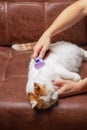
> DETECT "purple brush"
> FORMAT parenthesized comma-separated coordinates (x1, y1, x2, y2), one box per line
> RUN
(34, 57, 45, 69)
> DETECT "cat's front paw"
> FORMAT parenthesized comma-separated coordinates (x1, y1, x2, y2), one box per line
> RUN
(73, 74, 81, 81)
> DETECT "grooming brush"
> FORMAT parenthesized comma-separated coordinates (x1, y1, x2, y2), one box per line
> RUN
(34, 57, 45, 69)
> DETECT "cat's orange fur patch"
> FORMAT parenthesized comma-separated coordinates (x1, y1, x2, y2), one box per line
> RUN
(18, 44, 22, 49)
(28, 83, 49, 108)
(15, 42, 36, 51)
(25, 42, 36, 50)
(28, 93, 45, 108)
(34, 82, 47, 96)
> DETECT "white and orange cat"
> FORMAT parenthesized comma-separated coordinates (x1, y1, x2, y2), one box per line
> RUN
(12, 41, 87, 109)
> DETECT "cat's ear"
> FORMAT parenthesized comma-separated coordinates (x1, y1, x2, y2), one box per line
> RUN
(30, 100, 38, 108)
(34, 82, 40, 90)
(34, 82, 41, 95)
(34, 82, 47, 96)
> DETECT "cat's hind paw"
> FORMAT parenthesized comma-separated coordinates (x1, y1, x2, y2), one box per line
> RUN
(12, 44, 29, 51)
(11, 44, 23, 51)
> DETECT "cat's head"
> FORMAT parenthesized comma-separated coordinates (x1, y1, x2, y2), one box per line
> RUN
(28, 82, 58, 109)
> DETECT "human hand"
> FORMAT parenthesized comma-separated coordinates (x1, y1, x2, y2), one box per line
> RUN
(53, 80, 84, 97)
(32, 32, 51, 60)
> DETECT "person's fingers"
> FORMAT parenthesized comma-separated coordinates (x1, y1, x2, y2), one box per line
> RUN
(54, 85, 59, 90)
(32, 51, 38, 60)
(57, 86, 67, 96)
(32, 46, 42, 59)
(53, 80, 65, 86)
(39, 46, 47, 58)
(57, 84, 72, 96)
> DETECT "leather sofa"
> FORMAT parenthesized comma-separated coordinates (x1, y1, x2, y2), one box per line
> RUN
(0, 0, 87, 130)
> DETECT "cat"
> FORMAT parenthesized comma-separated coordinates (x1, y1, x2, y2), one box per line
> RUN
(12, 41, 87, 109)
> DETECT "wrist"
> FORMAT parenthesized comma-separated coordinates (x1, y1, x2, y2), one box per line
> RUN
(44, 31, 52, 38)
(77, 78, 87, 93)
(44, 28, 54, 38)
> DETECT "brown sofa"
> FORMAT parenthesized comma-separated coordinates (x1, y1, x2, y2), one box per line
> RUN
(0, 0, 87, 130)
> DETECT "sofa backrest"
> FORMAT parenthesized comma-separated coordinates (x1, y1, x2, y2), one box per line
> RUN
(0, 0, 87, 46)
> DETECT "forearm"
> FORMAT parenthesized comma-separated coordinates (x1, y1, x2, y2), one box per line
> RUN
(45, 0, 86, 37)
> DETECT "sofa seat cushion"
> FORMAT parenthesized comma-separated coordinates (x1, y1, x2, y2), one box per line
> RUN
(0, 45, 87, 130)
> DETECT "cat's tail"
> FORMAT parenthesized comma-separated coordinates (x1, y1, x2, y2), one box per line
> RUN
(11, 42, 36, 51)
(81, 48, 87, 60)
